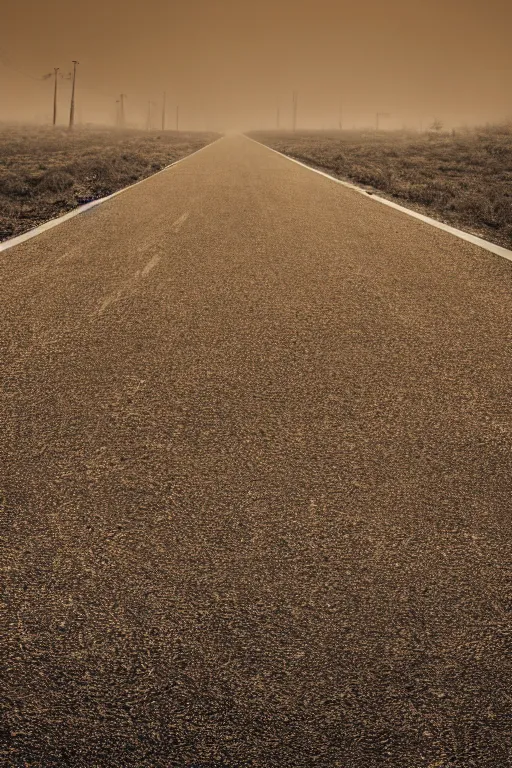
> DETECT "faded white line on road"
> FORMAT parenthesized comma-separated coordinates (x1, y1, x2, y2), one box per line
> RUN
(139, 212, 188, 276)
(171, 212, 189, 232)
(141, 254, 161, 276)
(245, 135, 512, 264)
(138, 212, 189, 277)
(97, 289, 124, 315)
(92, 214, 188, 317)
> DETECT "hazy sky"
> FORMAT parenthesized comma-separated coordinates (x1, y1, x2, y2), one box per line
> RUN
(1, 0, 511, 129)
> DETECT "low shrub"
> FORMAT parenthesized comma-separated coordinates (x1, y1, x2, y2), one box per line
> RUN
(0, 172, 32, 198)
(37, 168, 75, 193)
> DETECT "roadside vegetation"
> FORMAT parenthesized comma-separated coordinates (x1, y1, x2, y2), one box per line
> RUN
(0, 124, 219, 241)
(249, 124, 512, 248)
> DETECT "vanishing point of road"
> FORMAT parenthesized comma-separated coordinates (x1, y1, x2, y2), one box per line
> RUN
(1, 136, 511, 767)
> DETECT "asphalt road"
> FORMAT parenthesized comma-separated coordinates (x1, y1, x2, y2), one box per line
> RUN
(1, 135, 511, 768)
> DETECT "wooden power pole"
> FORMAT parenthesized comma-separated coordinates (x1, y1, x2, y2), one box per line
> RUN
(68, 60, 79, 130)
(53, 67, 59, 126)
(375, 112, 390, 132)
(119, 93, 127, 128)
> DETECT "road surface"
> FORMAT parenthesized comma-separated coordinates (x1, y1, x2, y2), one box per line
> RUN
(2, 135, 511, 767)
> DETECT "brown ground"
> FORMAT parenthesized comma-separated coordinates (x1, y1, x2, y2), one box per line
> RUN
(0, 124, 219, 241)
(248, 125, 512, 249)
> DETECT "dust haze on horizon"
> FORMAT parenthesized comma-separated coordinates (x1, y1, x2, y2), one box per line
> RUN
(1, 0, 511, 132)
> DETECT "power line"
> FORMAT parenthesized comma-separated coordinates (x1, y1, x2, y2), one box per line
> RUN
(0, 47, 53, 82)
(0, 48, 175, 129)
(0, 49, 119, 104)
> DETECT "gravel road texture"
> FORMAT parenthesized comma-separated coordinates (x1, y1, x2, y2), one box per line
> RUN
(1, 135, 511, 767)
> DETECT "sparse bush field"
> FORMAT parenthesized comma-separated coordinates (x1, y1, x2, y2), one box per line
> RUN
(249, 125, 512, 248)
(0, 125, 219, 241)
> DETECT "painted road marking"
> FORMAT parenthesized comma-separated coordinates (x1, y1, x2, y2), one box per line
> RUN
(97, 289, 124, 315)
(245, 135, 512, 264)
(141, 254, 161, 277)
(141, 212, 189, 275)
(92, 211, 189, 317)
(171, 212, 189, 232)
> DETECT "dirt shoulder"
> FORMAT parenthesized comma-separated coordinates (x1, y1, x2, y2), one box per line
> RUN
(0, 125, 220, 241)
(248, 127, 512, 249)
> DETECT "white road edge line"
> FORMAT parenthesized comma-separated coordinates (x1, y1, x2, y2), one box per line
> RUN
(0, 137, 224, 254)
(244, 135, 512, 264)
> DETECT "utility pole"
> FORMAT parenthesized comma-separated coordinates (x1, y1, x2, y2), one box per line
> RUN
(162, 91, 166, 131)
(115, 99, 120, 127)
(68, 60, 79, 131)
(292, 90, 298, 132)
(375, 111, 390, 131)
(119, 93, 127, 128)
(53, 67, 59, 126)
(176, 104, 179, 132)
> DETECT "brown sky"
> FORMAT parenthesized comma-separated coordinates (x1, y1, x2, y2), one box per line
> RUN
(1, 0, 511, 130)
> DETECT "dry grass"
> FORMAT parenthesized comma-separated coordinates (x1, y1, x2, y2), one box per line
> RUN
(249, 125, 512, 248)
(0, 124, 220, 241)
